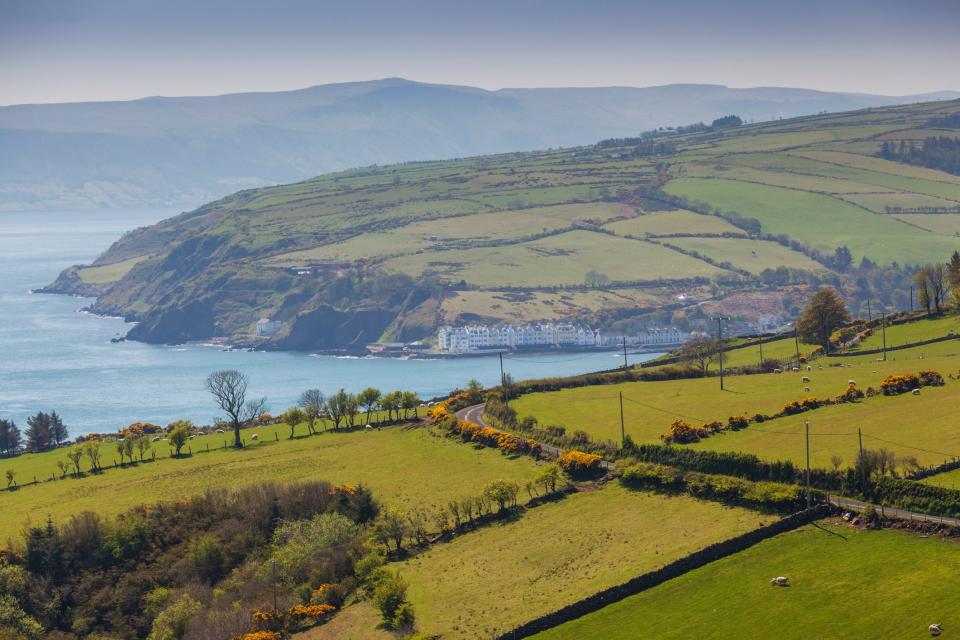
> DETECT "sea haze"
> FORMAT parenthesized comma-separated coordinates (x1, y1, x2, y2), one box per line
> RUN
(0, 210, 657, 434)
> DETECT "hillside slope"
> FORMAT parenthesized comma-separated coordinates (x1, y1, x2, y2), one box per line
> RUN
(3, 78, 958, 211)
(46, 98, 960, 351)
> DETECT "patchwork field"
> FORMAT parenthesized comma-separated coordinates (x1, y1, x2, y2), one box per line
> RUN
(509, 339, 960, 468)
(0, 425, 542, 543)
(394, 485, 773, 639)
(605, 209, 741, 236)
(664, 236, 826, 274)
(533, 523, 960, 640)
(440, 287, 662, 323)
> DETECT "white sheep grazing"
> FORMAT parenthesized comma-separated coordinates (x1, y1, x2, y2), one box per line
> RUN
(770, 576, 789, 586)
(848, 380, 856, 385)
(912, 389, 921, 395)
(792, 367, 800, 372)
(773, 368, 782, 374)
(801, 376, 810, 383)
(216, 428, 225, 434)
(250, 433, 259, 441)
(152, 436, 161, 442)
(930, 623, 942, 636)
(365, 424, 373, 431)
(806, 365, 812, 371)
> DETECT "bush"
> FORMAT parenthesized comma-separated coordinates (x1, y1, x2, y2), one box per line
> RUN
(372, 572, 409, 628)
(557, 450, 603, 477)
(880, 373, 920, 395)
(837, 383, 864, 403)
(727, 415, 749, 430)
(660, 419, 708, 445)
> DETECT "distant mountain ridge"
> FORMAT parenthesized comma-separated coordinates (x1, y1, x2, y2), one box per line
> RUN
(3, 78, 958, 211)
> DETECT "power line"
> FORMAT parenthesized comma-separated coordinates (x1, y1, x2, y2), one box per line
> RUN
(860, 433, 960, 460)
(620, 395, 705, 423)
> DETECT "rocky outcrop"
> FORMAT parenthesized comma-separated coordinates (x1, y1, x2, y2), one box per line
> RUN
(270, 305, 397, 353)
(35, 266, 107, 297)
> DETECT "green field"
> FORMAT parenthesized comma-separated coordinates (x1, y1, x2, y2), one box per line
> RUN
(510, 338, 960, 468)
(605, 209, 741, 236)
(533, 522, 960, 640)
(892, 214, 960, 235)
(440, 287, 662, 323)
(664, 237, 826, 274)
(395, 485, 772, 639)
(662, 178, 960, 264)
(0, 425, 542, 543)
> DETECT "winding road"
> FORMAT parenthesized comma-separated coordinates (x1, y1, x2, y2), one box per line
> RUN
(457, 403, 960, 525)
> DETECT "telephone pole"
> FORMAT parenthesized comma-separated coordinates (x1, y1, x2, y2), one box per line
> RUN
(794, 325, 801, 367)
(858, 428, 865, 489)
(805, 421, 812, 509)
(758, 336, 764, 366)
(619, 391, 626, 446)
(881, 314, 887, 361)
(716, 317, 725, 391)
(910, 285, 914, 312)
(622, 336, 628, 369)
(499, 352, 507, 404)
(866, 299, 872, 322)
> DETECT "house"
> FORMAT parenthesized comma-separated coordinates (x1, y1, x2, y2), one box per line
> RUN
(255, 318, 285, 337)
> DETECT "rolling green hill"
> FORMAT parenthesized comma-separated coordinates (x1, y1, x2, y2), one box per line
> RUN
(47, 98, 960, 350)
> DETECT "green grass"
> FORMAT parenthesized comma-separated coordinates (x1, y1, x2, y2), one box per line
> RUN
(0, 425, 542, 544)
(662, 177, 960, 264)
(382, 230, 724, 287)
(395, 485, 773, 639)
(664, 237, 826, 274)
(605, 210, 741, 236)
(439, 287, 661, 323)
(510, 338, 960, 468)
(533, 522, 960, 640)
(76, 256, 149, 284)
(854, 314, 960, 351)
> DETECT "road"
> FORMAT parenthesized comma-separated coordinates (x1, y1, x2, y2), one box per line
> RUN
(458, 403, 960, 523)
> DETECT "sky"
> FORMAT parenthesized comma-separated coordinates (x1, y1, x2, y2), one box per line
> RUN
(1, 0, 958, 105)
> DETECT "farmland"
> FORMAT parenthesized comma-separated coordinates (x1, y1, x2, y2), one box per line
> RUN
(533, 522, 960, 640)
(0, 424, 542, 543)
(508, 334, 960, 469)
(393, 485, 772, 639)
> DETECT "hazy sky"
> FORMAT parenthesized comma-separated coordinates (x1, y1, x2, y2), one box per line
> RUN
(2, 0, 958, 105)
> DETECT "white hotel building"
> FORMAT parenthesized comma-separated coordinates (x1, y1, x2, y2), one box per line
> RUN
(437, 323, 601, 354)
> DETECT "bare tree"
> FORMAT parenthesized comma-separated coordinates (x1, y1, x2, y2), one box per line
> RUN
(205, 370, 264, 447)
(680, 335, 719, 376)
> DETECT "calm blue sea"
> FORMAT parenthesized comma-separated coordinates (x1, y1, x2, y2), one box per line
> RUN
(0, 210, 661, 435)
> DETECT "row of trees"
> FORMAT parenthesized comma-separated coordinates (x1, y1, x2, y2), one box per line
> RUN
(0, 411, 68, 457)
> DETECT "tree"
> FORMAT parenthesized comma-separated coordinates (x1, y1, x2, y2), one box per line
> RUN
(49, 412, 68, 446)
(344, 392, 360, 427)
(536, 463, 564, 495)
(915, 271, 932, 314)
(948, 251, 960, 288)
(205, 370, 264, 447)
(358, 387, 382, 426)
(282, 406, 305, 440)
(136, 436, 152, 462)
(84, 440, 102, 472)
(67, 446, 84, 476)
(372, 571, 409, 627)
(24, 412, 53, 453)
(483, 479, 519, 513)
(832, 246, 853, 272)
(326, 389, 350, 430)
(924, 263, 947, 313)
(679, 335, 719, 375)
(584, 270, 610, 287)
(373, 508, 407, 552)
(400, 391, 421, 420)
(168, 425, 189, 457)
(0, 419, 21, 457)
(381, 391, 401, 422)
(298, 389, 325, 434)
(796, 288, 850, 353)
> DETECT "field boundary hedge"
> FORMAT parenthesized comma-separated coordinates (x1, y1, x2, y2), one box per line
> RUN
(830, 333, 958, 357)
(495, 504, 832, 640)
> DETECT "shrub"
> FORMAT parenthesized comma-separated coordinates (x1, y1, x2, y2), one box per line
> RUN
(372, 572, 409, 628)
(837, 383, 864, 403)
(660, 419, 708, 445)
(727, 415, 749, 430)
(919, 370, 945, 387)
(288, 603, 336, 621)
(557, 450, 603, 477)
(703, 420, 724, 433)
(880, 373, 920, 395)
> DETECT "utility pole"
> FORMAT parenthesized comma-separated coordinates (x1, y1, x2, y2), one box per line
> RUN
(794, 326, 801, 367)
(910, 285, 914, 312)
(622, 336, 628, 369)
(881, 314, 887, 361)
(758, 335, 764, 366)
(867, 299, 872, 322)
(716, 317, 725, 391)
(619, 391, 626, 446)
(858, 428, 865, 489)
(499, 352, 507, 404)
(805, 421, 811, 509)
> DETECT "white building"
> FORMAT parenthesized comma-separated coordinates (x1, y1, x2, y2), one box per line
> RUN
(438, 322, 601, 353)
(255, 318, 285, 337)
(637, 326, 688, 345)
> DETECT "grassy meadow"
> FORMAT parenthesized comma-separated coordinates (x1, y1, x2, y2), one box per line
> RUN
(0, 425, 543, 544)
(509, 337, 960, 469)
(394, 485, 772, 639)
(533, 522, 960, 640)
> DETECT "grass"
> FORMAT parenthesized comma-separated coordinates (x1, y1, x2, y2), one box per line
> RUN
(0, 425, 543, 544)
(663, 237, 826, 274)
(892, 213, 960, 235)
(76, 255, 149, 284)
(383, 230, 724, 287)
(394, 484, 773, 639)
(604, 210, 741, 236)
(855, 314, 960, 351)
(532, 522, 960, 640)
(440, 287, 661, 323)
(662, 177, 960, 265)
(509, 338, 960, 468)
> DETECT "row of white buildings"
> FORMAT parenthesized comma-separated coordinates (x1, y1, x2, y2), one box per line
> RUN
(438, 323, 601, 353)
(437, 323, 692, 353)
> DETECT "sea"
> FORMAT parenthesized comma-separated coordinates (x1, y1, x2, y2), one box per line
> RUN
(0, 210, 663, 435)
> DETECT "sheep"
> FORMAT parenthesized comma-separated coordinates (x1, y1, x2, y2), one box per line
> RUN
(912, 389, 921, 396)
(806, 365, 812, 371)
(803, 387, 810, 392)
(365, 424, 373, 431)
(792, 367, 800, 372)
(770, 576, 789, 586)
(848, 379, 856, 385)
(930, 623, 942, 636)
(215, 428, 225, 434)
(801, 376, 810, 383)
(773, 368, 782, 374)
(250, 433, 259, 441)
(152, 436, 161, 442)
